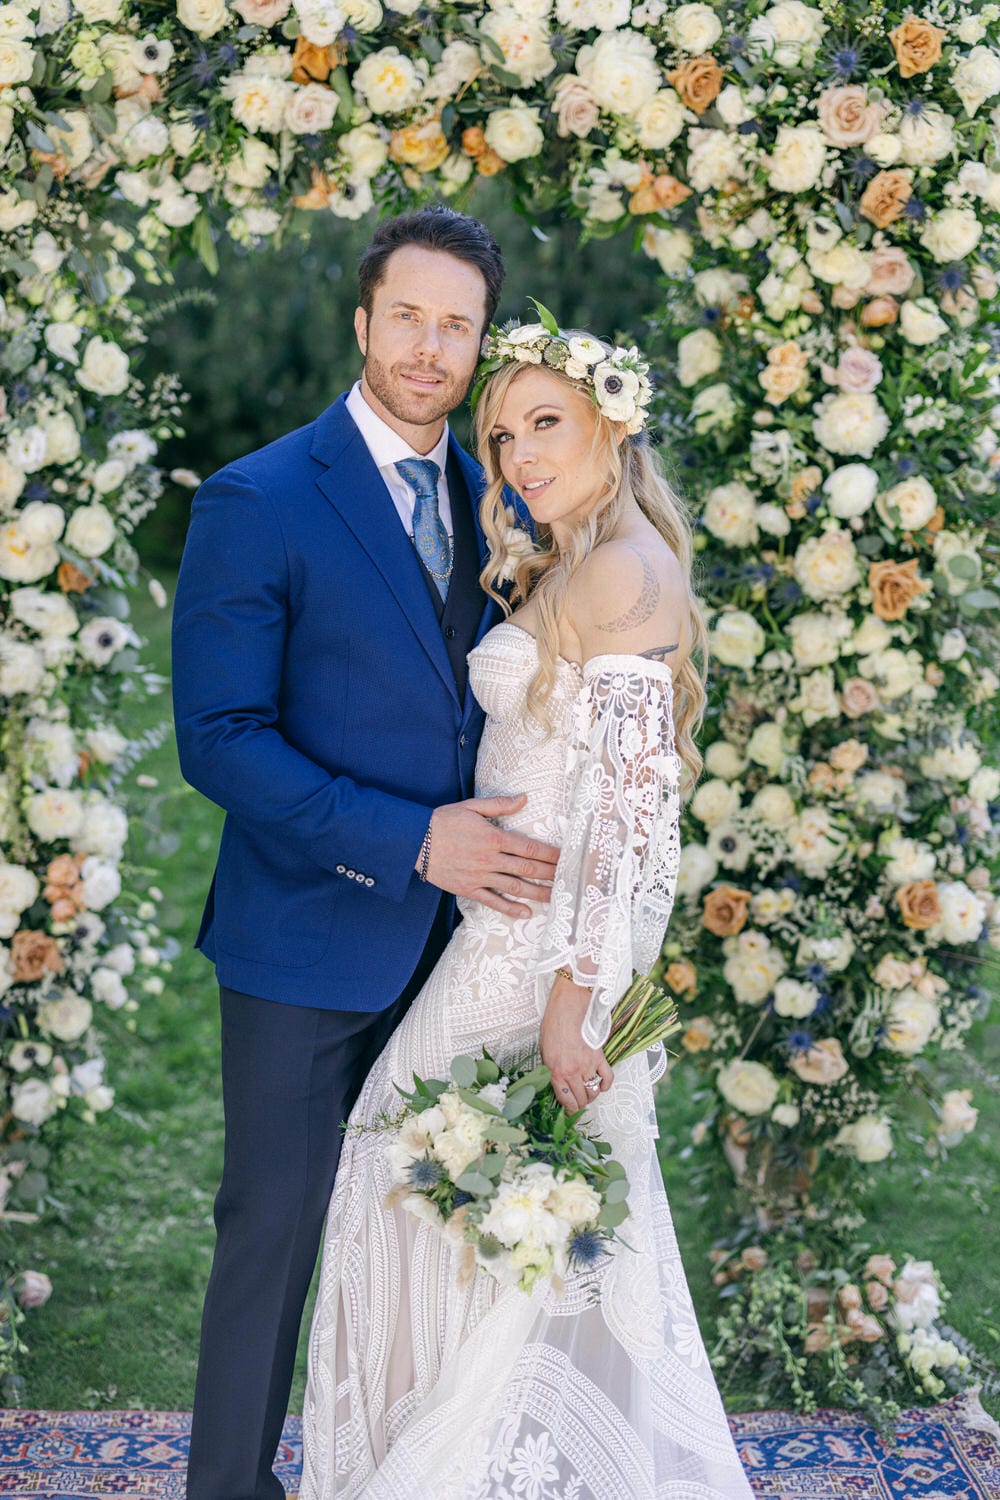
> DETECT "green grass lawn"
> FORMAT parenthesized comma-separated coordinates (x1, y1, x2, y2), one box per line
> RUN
(10, 574, 999, 1417)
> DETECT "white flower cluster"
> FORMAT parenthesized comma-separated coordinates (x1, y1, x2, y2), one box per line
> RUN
(478, 319, 652, 434)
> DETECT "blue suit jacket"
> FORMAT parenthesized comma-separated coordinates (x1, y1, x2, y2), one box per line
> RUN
(171, 394, 505, 1010)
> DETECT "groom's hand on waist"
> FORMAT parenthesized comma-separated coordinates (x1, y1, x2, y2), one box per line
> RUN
(419, 796, 560, 919)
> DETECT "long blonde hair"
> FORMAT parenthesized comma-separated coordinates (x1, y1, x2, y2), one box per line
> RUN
(472, 357, 709, 789)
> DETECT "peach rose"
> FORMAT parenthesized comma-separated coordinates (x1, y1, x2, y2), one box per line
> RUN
(829, 738, 868, 773)
(845, 1310, 885, 1342)
(668, 55, 723, 114)
(860, 169, 912, 228)
(11, 930, 65, 983)
(389, 119, 450, 172)
(292, 166, 332, 210)
(860, 296, 899, 328)
(889, 15, 946, 77)
(837, 346, 882, 393)
(790, 1036, 849, 1085)
(741, 1246, 769, 1271)
(681, 1015, 716, 1053)
(475, 148, 506, 177)
(58, 561, 95, 593)
(865, 1280, 890, 1311)
(805, 1323, 833, 1353)
(896, 880, 941, 930)
(869, 557, 930, 620)
(836, 1283, 863, 1313)
(759, 340, 809, 405)
(840, 676, 880, 718)
(817, 85, 885, 147)
(665, 958, 698, 993)
(864, 246, 915, 297)
(461, 125, 488, 159)
(553, 74, 599, 139)
(702, 884, 752, 936)
(291, 36, 340, 84)
(831, 285, 863, 311)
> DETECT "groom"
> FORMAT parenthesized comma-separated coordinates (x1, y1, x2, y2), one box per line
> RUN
(172, 207, 559, 1500)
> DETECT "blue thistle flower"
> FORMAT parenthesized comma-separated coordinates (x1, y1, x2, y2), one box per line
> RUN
(938, 265, 965, 292)
(452, 1189, 473, 1208)
(805, 962, 827, 984)
(217, 41, 238, 67)
(781, 875, 801, 891)
(829, 44, 859, 78)
(805, 492, 823, 514)
(342, 24, 358, 41)
(702, 306, 722, 324)
(263, 180, 281, 200)
(24, 481, 50, 502)
(727, 34, 746, 54)
(569, 1229, 608, 1268)
(778, 581, 803, 605)
(191, 48, 217, 86)
(851, 154, 878, 184)
(738, 120, 762, 136)
(904, 97, 926, 115)
(408, 1158, 444, 1190)
(904, 197, 927, 220)
(896, 456, 917, 476)
(787, 1029, 814, 1054)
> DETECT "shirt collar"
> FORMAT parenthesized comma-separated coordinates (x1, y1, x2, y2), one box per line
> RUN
(346, 380, 450, 476)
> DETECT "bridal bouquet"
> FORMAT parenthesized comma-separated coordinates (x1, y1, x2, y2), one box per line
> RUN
(384, 975, 680, 1294)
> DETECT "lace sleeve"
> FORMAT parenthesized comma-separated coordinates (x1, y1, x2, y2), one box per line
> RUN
(531, 654, 683, 1050)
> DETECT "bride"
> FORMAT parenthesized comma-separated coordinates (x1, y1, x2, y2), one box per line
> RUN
(300, 317, 753, 1499)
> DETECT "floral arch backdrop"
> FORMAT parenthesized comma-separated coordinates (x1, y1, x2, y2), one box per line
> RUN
(1, 0, 999, 1415)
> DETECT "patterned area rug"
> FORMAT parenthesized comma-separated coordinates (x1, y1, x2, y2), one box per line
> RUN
(0, 1396, 997, 1498)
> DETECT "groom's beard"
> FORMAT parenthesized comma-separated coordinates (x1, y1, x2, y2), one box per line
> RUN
(362, 350, 470, 431)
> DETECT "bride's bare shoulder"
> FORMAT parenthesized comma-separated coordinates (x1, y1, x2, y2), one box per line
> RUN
(567, 537, 687, 662)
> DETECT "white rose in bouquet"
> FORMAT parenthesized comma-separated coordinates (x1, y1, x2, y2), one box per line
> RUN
(0, 38, 34, 86)
(877, 476, 937, 531)
(703, 481, 758, 546)
(835, 1115, 892, 1162)
(767, 125, 827, 193)
(65, 503, 116, 559)
(25, 718, 77, 787)
(225, 138, 279, 190)
(883, 836, 936, 886)
(898, 105, 955, 165)
(793, 527, 861, 600)
(952, 46, 1000, 115)
(756, 503, 791, 537)
(0, 188, 37, 231)
(77, 337, 130, 397)
(635, 89, 687, 151)
(222, 69, 296, 133)
(892, 1260, 941, 1330)
(773, 978, 819, 1018)
(113, 101, 170, 165)
(38, 991, 94, 1043)
(925, 881, 986, 945)
(920, 207, 982, 263)
(900, 298, 948, 346)
(709, 609, 765, 668)
(690, 778, 741, 828)
(716, 83, 759, 127)
(751, 783, 796, 827)
(485, 103, 544, 162)
(667, 1, 722, 51)
(884, 989, 939, 1056)
(103, 942, 137, 976)
(480, 12, 554, 88)
(788, 805, 846, 877)
(676, 842, 718, 899)
(813, 392, 889, 457)
(546, 1176, 602, 1226)
(717, 1059, 779, 1116)
(691, 382, 738, 434)
(723, 930, 786, 1005)
(823, 460, 878, 516)
(677, 328, 722, 388)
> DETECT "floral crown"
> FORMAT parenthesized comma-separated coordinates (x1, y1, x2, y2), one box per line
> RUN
(472, 300, 653, 436)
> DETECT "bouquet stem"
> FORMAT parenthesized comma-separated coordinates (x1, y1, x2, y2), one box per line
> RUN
(603, 974, 680, 1068)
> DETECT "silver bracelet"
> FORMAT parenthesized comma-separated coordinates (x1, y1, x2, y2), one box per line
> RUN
(417, 822, 433, 883)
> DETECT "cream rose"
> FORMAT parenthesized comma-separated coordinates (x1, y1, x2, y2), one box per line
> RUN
(690, 778, 741, 828)
(793, 526, 861, 601)
(576, 29, 659, 114)
(710, 609, 765, 669)
(704, 740, 746, 780)
(789, 610, 850, 668)
(898, 105, 955, 165)
(746, 721, 786, 772)
(822, 464, 878, 520)
(65, 503, 116, 559)
(884, 989, 939, 1056)
(813, 392, 889, 458)
(176, 0, 229, 36)
(38, 991, 94, 1043)
(747, 0, 827, 68)
(899, 298, 948, 346)
(767, 124, 827, 192)
(677, 328, 722, 389)
(939, 1090, 978, 1137)
(925, 880, 987, 945)
(668, 1, 722, 52)
(751, 783, 796, 827)
(484, 102, 544, 161)
(788, 805, 846, 877)
(285, 82, 340, 135)
(480, 10, 554, 87)
(952, 45, 1000, 116)
(878, 476, 937, 532)
(920, 206, 982, 263)
(773, 977, 820, 1018)
(836, 1115, 892, 1162)
(703, 481, 758, 546)
(635, 88, 687, 150)
(222, 69, 296, 132)
(717, 1059, 779, 1116)
(77, 338, 130, 397)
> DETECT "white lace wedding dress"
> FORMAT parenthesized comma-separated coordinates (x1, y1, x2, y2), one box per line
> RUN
(300, 621, 752, 1500)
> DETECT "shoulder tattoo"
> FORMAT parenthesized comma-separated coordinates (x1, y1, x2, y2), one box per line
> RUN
(639, 644, 679, 664)
(596, 548, 661, 633)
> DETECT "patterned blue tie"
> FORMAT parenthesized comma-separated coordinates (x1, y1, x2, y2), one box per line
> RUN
(396, 457, 451, 602)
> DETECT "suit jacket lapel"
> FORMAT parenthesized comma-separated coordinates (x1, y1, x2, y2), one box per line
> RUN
(311, 396, 459, 704)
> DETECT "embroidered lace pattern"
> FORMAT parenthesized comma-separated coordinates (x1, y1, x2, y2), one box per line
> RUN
(300, 621, 752, 1500)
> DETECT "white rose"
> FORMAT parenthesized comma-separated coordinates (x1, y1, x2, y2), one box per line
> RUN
(952, 46, 1000, 116)
(0, 37, 34, 85)
(479, 11, 554, 87)
(222, 69, 295, 133)
(851, 613, 891, 656)
(788, 610, 849, 668)
(791, 666, 839, 725)
(668, 1, 722, 51)
(704, 741, 746, 780)
(836, 1115, 892, 1162)
(788, 805, 846, 877)
(756, 503, 790, 538)
(0, 637, 44, 697)
(969, 766, 1000, 805)
(767, 124, 827, 193)
(65, 503, 116, 558)
(898, 105, 955, 166)
(717, 1060, 779, 1116)
(690, 778, 741, 828)
(746, 0, 827, 67)
(43, 322, 83, 366)
(793, 526, 860, 601)
(807, 241, 870, 289)
(773, 977, 819, 1018)
(484, 102, 544, 162)
(635, 88, 687, 150)
(11, 1077, 59, 1126)
(813, 392, 889, 459)
(686, 128, 746, 192)
(0, 188, 37, 231)
(114, 101, 170, 165)
(337, 122, 387, 180)
(176, 0, 229, 36)
(0, 862, 39, 923)
(883, 836, 936, 886)
(703, 480, 758, 546)
(938, 627, 967, 662)
(77, 338, 130, 397)
(884, 989, 939, 1056)
(939, 1090, 978, 1137)
(920, 207, 982, 263)
(751, 783, 796, 827)
(899, 298, 948, 347)
(353, 46, 426, 113)
(877, 476, 937, 532)
(677, 328, 722, 389)
(80, 857, 122, 912)
(576, 29, 659, 114)
(7, 426, 47, 474)
(27, 786, 84, 841)
(285, 82, 340, 135)
(38, 991, 93, 1043)
(73, 797, 128, 860)
(926, 881, 986, 945)
(710, 609, 765, 668)
(10, 588, 77, 639)
(546, 1175, 602, 1226)
(723, 931, 786, 1005)
(919, 735, 981, 783)
(855, 768, 904, 813)
(92, 459, 128, 496)
(676, 842, 718, 899)
(91, 966, 129, 1008)
(746, 721, 786, 773)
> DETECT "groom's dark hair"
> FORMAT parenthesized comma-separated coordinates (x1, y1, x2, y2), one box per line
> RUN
(358, 207, 505, 332)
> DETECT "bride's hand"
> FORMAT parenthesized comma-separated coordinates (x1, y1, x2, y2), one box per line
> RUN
(540, 977, 613, 1111)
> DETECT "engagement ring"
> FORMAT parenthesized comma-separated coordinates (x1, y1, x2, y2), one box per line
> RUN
(585, 1074, 601, 1093)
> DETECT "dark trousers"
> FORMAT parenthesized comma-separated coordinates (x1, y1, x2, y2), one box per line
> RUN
(186, 897, 451, 1500)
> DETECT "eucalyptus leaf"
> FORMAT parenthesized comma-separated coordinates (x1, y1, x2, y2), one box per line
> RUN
(597, 1199, 629, 1229)
(454, 1170, 494, 1196)
(604, 1178, 630, 1205)
(450, 1054, 478, 1088)
(456, 1086, 503, 1116)
(502, 1083, 536, 1118)
(475, 1057, 500, 1085)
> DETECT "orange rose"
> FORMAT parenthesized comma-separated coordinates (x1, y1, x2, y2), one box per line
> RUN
(461, 125, 488, 160)
(291, 36, 342, 83)
(681, 1015, 715, 1053)
(859, 169, 912, 228)
(293, 166, 332, 211)
(475, 149, 506, 177)
(868, 557, 930, 620)
(57, 561, 94, 593)
(668, 55, 723, 114)
(653, 173, 692, 209)
(389, 118, 450, 173)
(889, 15, 946, 77)
(701, 884, 752, 937)
(860, 296, 899, 328)
(759, 340, 809, 405)
(665, 958, 697, 993)
(11, 930, 65, 983)
(896, 880, 941, 929)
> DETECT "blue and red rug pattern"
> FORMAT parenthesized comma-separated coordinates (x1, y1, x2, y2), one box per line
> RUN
(0, 1396, 997, 1498)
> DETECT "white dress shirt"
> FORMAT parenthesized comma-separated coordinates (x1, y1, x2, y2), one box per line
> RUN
(345, 381, 453, 541)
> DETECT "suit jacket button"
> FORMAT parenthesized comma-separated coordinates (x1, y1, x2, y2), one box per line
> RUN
(336, 864, 346, 874)
(365, 877, 374, 887)
(459, 734, 466, 748)
(445, 626, 456, 639)
(346, 868, 356, 878)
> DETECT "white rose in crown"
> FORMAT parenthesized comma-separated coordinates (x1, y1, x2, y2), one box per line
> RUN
(709, 609, 765, 670)
(716, 1059, 779, 1116)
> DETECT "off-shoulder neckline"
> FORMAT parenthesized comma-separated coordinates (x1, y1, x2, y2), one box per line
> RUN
(489, 621, 674, 683)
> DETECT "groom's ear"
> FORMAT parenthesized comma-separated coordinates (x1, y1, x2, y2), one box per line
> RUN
(354, 306, 368, 357)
